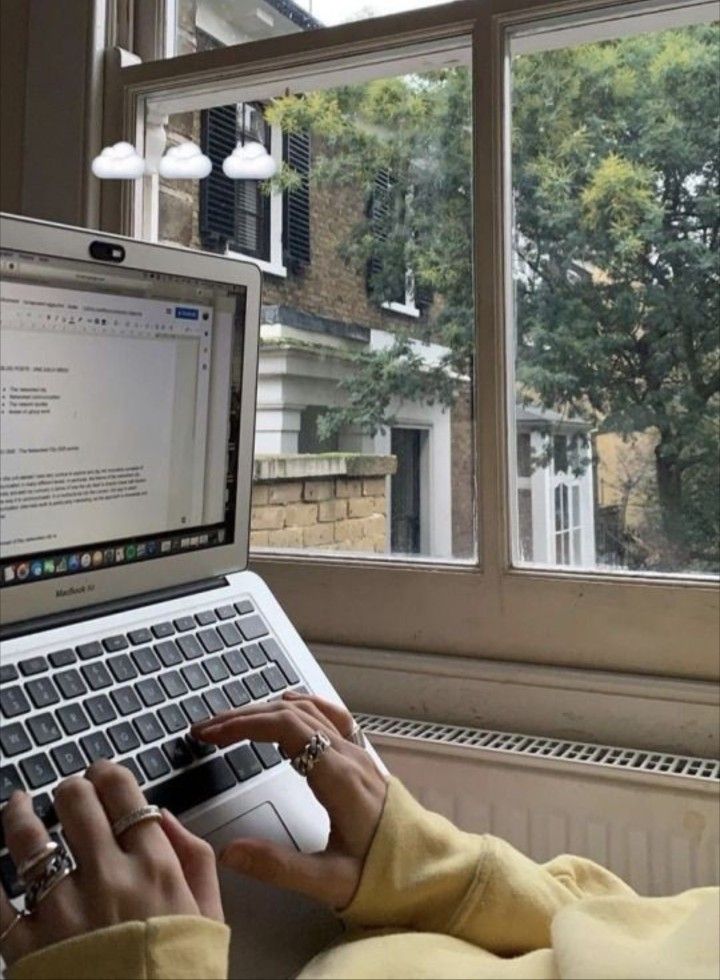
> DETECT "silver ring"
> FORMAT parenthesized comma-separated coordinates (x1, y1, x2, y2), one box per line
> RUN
(347, 720, 366, 747)
(0, 911, 27, 944)
(17, 840, 59, 884)
(24, 848, 73, 914)
(111, 804, 162, 840)
(291, 732, 331, 778)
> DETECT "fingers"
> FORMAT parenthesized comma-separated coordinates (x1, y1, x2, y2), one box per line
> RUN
(219, 837, 358, 909)
(160, 809, 223, 922)
(85, 761, 173, 861)
(283, 691, 356, 739)
(0, 883, 30, 965)
(53, 775, 120, 872)
(192, 704, 323, 757)
(2, 791, 52, 870)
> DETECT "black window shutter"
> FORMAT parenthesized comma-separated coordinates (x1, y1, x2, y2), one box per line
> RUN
(283, 131, 311, 269)
(368, 169, 391, 285)
(200, 105, 237, 249)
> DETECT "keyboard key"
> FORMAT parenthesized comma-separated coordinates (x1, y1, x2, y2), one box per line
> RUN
(163, 738, 193, 770)
(108, 654, 138, 683)
(118, 756, 146, 785)
(33, 793, 58, 830)
(49, 649, 76, 668)
(57, 703, 91, 735)
(198, 628, 223, 654)
(20, 753, 56, 789)
(19, 656, 48, 677)
(159, 671, 188, 699)
(111, 685, 142, 717)
(205, 656, 230, 684)
(131, 647, 161, 675)
(226, 745, 262, 782)
(0, 852, 23, 898)
(181, 663, 209, 691)
(102, 635, 128, 653)
(215, 605, 236, 620)
(0, 685, 30, 718)
(262, 665, 288, 692)
(195, 610, 217, 626)
(85, 694, 117, 726)
(55, 669, 88, 700)
(134, 713, 164, 743)
(159, 703, 187, 734)
(204, 688, 231, 716)
(146, 757, 236, 815)
(136, 678, 165, 707)
(0, 765, 24, 802)
(223, 680, 251, 707)
(217, 622, 242, 647)
(27, 713, 62, 746)
(0, 664, 19, 684)
(81, 662, 113, 692)
(245, 673, 271, 701)
(76, 641, 103, 660)
(181, 696, 211, 724)
(238, 615, 269, 641)
(155, 640, 182, 668)
(128, 628, 153, 646)
(186, 734, 216, 758)
(177, 635, 203, 660)
(243, 644, 267, 669)
(51, 742, 85, 776)
(26, 676, 61, 709)
(151, 622, 175, 639)
(138, 747, 171, 781)
(0, 722, 31, 757)
(261, 640, 300, 685)
(234, 600, 254, 615)
(108, 722, 140, 754)
(80, 731, 114, 763)
(253, 742, 283, 769)
(173, 616, 195, 632)
(223, 649, 249, 675)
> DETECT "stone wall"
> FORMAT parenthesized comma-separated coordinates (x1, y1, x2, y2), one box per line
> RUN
(250, 454, 396, 553)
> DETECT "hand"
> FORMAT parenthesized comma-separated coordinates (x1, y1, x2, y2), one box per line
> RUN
(191, 691, 388, 909)
(0, 761, 223, 967)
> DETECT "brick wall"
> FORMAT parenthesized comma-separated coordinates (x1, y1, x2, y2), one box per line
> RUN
(250, 455, 396, 553)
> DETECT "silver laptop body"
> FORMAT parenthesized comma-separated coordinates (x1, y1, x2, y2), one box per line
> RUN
(0, 213, 367, 976)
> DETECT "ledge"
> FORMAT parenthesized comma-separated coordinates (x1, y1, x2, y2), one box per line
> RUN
(254, 453, 397, 481)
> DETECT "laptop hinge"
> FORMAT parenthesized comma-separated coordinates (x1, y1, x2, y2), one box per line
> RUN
(0, 576, 230, 642)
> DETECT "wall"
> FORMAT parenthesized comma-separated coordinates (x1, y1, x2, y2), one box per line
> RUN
(0, 0, 29, 214)
(250, 454, 396, 553)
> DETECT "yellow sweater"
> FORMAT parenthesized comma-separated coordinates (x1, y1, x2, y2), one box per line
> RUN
(9, 779, 718, 980)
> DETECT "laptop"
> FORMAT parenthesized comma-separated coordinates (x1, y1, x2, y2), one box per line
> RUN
(0, 212, 369, 976)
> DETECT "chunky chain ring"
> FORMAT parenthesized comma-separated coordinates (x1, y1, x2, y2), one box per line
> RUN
(291, 732, 331, 778)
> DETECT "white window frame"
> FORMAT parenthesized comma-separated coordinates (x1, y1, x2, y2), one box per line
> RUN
(104, 0, 719, 691)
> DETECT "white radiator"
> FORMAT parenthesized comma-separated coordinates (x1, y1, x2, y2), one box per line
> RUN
(357, 713, 720, 896)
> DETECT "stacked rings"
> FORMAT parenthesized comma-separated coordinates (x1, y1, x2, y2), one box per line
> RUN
(24, 845, 73, 914)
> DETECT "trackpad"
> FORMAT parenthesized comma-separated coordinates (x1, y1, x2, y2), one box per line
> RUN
(207, 805, 342, 980)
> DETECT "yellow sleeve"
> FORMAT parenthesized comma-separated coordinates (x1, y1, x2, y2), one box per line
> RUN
(7, 915, 230, 980)
(342, 778, 635, 956)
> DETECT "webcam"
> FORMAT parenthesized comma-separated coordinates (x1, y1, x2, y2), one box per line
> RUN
(89, 241, 126, 263)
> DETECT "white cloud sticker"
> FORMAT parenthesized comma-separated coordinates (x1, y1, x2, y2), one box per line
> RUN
(159, 141, 212, 179)
(223, 141, 277, 180)
(91, 142, 145, 180)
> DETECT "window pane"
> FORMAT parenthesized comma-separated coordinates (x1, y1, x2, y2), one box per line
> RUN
(510, 18, 720, 576)
(172, 0, 452, 60)
(156, 62, 475, 561)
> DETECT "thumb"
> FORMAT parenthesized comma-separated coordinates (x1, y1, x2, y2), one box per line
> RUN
(220, 838, 358, 909)
(160, 808, 224, 921)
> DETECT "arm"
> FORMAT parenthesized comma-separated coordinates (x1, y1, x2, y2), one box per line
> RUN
(342, 778, 635, 955)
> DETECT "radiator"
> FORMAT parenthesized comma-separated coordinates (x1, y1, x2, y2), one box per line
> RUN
(357, 713, 720, 896)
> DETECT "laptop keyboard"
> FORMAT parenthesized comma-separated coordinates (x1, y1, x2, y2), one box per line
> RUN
(0, 598, 305, 899)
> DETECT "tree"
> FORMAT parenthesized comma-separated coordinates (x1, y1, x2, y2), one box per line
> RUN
(267, 24, 720, 572)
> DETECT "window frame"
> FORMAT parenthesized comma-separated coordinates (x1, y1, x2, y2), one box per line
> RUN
(103, 0, 719, 681)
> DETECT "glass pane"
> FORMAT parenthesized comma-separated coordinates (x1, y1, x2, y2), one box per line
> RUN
(173, 0, 452, 60)
(156, 61, 475, 561)
(510, 18, 720, 576)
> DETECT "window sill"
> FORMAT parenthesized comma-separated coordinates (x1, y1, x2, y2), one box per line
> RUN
(225, 249, 287, 279)
(381, 299, 420, 318)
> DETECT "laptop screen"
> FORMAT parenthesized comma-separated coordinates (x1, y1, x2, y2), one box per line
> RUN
(0, 248, 246, 591)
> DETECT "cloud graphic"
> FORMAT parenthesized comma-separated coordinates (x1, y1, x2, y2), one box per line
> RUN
(223, 141, 277, 180)
(91, 141, 145, 180)
(159, 141, 212, 179)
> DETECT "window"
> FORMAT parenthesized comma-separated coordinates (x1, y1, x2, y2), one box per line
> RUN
(107, 0, 718, 680)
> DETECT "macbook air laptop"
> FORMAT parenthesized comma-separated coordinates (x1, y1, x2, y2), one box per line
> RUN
(0, 212, 370, 976)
